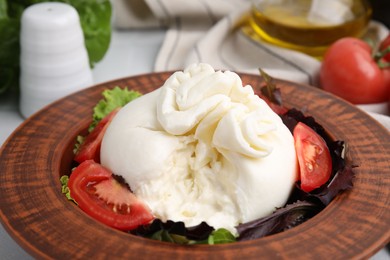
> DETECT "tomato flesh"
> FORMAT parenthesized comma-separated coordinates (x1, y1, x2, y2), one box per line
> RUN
(74, 108, 119, 164)
(68, 160, 154, 230)
(293, 122, 332, 192)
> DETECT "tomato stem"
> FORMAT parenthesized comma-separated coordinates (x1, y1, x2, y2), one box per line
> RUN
(373, 46, 390, 68)
(377, 60, 390, 69)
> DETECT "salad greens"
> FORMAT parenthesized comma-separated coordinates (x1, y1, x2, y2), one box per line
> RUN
(0, 0, 112, 95)
(131, 219, 236, 245)
(237, 201, 321, 240)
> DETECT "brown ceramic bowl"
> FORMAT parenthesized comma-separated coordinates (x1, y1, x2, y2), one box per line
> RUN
(0, 72, 389, 259)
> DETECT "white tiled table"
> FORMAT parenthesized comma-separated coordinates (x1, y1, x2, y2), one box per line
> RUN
(0, 28, 388, 259)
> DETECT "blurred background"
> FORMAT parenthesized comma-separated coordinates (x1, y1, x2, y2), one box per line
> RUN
(370, 1, 390, 27)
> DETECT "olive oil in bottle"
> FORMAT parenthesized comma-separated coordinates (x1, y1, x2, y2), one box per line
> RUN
(242, 0, 372, 58)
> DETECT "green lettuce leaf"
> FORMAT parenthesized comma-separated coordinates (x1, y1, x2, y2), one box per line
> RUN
(208, 228, 236, 244)
(89, 87, 142, 131)
(60, 175, 77, 204)
(73, 135, 85, 155)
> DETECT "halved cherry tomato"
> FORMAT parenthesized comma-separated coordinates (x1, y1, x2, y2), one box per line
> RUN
(293, 122, 332, 193)
(74, 108, 119, 163)
(68, 160, 154, 230)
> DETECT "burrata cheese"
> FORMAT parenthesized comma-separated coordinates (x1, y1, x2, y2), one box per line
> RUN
(100, 63, 298, 234)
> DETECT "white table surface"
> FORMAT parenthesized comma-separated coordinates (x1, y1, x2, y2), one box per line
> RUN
(0, 28, 389, 259)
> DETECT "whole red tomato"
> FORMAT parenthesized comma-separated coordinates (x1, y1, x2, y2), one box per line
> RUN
(320, 37, 390, 104)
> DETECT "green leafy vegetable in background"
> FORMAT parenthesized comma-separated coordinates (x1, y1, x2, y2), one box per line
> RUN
(0, 0, 112, 95)
(0, 1, 20, 95)
(65, 0, 112, 67)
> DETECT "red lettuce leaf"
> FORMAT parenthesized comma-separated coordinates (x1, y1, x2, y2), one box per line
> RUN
(301, 165, 355, 206)
(237, 201, 322, 241)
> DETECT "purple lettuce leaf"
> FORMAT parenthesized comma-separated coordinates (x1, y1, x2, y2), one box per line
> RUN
(237, 200, 322, 241)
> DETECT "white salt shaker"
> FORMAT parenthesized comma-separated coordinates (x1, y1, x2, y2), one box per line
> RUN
(19, 2, 93, 118)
